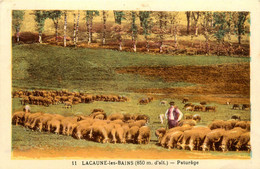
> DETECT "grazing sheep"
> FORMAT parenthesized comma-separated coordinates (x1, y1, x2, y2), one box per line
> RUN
(61, 116, 79, 135)
(227, 119, 237, 128)
(236, 132, 250, 151)
(94, 114, 106, 120)
(208, 120, 225, 130)
(194, 105, 204, 111)
(192, 114, 201, 122)
(201, 128, 225, 151)
(200, 101, 207, 105)
(107, 113, 124, 121)
(12, 111, 26, 126)
(139, 98, 149, 105)
(135, 114, 149, 122)
(123, 113, 134, 122)
(178, 119, 196, 127)
(35, 114, 54, 132)
(167, 124, 192, 134)
(47, 118, 61, 134)
(72, 122, 92, 139)
(167, 131, 184, 149)
(126, 126, 140, 143)
(128, 120, 147, 128)
(64, 101, 72, 108)
(178, 130, 195, 150)
(137, 126, 151, 144)
(185, 106, 194, 111)
(231, 114, 241, 121)
(160, 100, 167, 105)
(89, 125, 109, 143)
(102, 123, 117, 142)
(111, 119, 124, 126)
(182, 98, 189, 104)
(235, 121, 247, 129)
(220, 128, 245, 152)
(160, 130, 177, 147)
(121, 124, 130, 143)
(242, 104, 250, 110)
(184, 114, 193, 120)
(205, 106, 216, 112)
(111, 125, 125, 144)
(232, 104, 240, 110)
(24, 112, 44, 129)
(186, 127, 211, 151)
(148, 97, 153, 102)
(223, 121, 234, 130)
(183, 103, 193, 108)
(155, 128, 167, 143)
(23, 112, 32, 126)
(90, 111, 107, 120)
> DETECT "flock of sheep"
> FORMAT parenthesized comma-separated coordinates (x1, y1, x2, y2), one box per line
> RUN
(12, 90, 250, 153)
(182, 97, 250, 112)
(12, 109, 151, 144)
(156, 117, 250, 152)
(13, 90, 129, 107)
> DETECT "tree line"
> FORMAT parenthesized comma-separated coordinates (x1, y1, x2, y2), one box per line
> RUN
(12, 10, 249, 54)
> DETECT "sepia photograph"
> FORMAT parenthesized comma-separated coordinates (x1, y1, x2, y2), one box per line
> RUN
(1, 0, 260, 168)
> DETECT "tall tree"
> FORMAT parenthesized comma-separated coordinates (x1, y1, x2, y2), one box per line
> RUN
(12, 10, 25, 42)
(169, 12, 179, 49)
(86, 10, 99, 44)
(34, 10, 48, 43)
(201, 12, 213, 55)
(233, 12, 249, 44)
(75, 11, 80, 45)
(113, 11, 126, 50)
(213, 12, 229, 55)
(139, 11, 152, 52)
(130, 11, 138, 52)
(192, 12, 200, 36)
(185, 11, 191, 35)
(46, 10, 62, 42)
(225, 12, 234, 41)
(63, 11, 67, 47)
(73, 13, 77, 45)
(154, 11, 168, 53)
(102, 10, 108, 45)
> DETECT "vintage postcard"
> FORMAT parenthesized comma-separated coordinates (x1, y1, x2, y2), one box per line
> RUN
(0, 0, 260, 168)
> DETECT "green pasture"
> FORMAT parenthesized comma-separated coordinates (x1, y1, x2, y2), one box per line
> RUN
(12, 44, 249, 92)
(11, 44, 250, 158)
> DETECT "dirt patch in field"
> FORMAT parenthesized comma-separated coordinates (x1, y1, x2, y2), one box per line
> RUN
(12, 147, 250, 159)
(116, 63, 250, 104)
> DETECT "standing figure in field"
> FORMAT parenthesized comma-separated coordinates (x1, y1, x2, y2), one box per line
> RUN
(23, 105, 31, 113)
(165, 101, 183, 129)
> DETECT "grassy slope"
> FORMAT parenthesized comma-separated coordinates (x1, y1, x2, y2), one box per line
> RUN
(12, 44, 250, 157)
(12, 44, 249, 92)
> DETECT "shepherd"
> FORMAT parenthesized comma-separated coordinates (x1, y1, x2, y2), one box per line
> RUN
(165, 101, 183, 129)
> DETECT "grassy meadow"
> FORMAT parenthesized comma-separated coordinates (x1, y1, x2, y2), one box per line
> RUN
(12, 43, 250, 158)
(12, 44, 249, 92)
